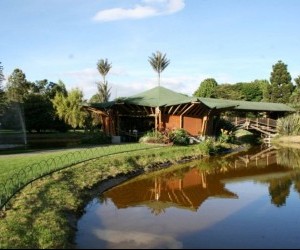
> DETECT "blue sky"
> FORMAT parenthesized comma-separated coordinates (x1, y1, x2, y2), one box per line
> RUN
(1, 0, 300, 100)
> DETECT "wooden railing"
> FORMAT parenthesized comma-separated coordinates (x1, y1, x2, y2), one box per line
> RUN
(225, 116, 277, 137)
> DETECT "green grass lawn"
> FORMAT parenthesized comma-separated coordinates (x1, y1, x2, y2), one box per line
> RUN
(0, 143, 161, 209)
(0, 140, 237, 248)
(0, 144, 156, 180)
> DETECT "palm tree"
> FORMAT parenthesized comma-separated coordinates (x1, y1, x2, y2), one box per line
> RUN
(96, 59, 112, 102)
(97, 59, 112, 84)
(148, 51, 170, 131)
(148, 51, 170, 86)
(97, 82, 111, 102)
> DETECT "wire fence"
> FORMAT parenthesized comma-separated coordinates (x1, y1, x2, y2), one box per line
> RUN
(0, 143, 158, 210)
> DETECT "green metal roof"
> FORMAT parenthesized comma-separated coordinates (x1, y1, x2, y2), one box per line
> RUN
(88, 86, 295, 113)
(89, 100, 116, 109)
(199, 98, 295, 112)
(124, 86, 194, 107)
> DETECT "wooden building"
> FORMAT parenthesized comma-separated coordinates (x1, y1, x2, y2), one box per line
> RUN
(84, 86, 294, 137)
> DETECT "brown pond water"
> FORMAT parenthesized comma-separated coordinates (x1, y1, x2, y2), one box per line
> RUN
(76, 146, 300, 249)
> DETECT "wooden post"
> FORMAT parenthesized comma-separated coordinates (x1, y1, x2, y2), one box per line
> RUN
(180, 115, 183, 129)
(155, 107, 160, 131)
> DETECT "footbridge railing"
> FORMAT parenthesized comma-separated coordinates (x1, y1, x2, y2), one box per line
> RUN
(225, 117, 277, 137)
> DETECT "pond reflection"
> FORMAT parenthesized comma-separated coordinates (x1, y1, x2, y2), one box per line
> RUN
(102, 146, 299, 211)
(76, 146, 300, 249)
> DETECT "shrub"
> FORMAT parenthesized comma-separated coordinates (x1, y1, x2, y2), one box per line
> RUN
(215, 117, 236, 137)
(218, 128, 235, 143)
(169, 129, 190, 146)
(198, 137, 215, 155)
(139, 130, 167, 144)
(277, 114, 300, 136)
(139, 129, 190, 145)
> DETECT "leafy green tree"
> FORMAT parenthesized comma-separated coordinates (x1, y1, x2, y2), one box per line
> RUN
(6, 68, 31, 103)
(0, 62, 4, 86)
(194, 78, 218, 97)
(295, 75, 300, 87)
(289, 75, 300, 109)
(214, 84, 243, 100)
(86, 94, 104, 131)
(23, 79, 69, 132)
(24, 93, 55, 132)
(52, 88, 87, 130)
(89, 93, 102, 103)
(29, 79, 67, 99)
(97, 59, 112, 102)
(253, 79, 272, 102)
(236, 80, 267, 101)
(269, 60, 293, 103)
(148, 51, 170, 86)
(0, 62, 6, 113)
(30, 79, 48, 94)
(46, 80, 68, 99)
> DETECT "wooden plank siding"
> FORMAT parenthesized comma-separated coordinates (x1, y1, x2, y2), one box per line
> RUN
(161, 114, 181, 131)
(90, 103, 215, 137)
(183, 116, 203, 136)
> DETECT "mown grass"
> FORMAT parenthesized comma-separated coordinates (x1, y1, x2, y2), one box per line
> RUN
(0, 143, 161, 214)
(0, 141, 236, 249)
(0, 143, 218, 249)
(0, 143, 157, 182)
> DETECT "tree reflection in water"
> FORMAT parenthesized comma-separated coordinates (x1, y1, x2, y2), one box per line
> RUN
(268, 177, 292, 207)
(99, 145, 300, 213)
(266, 147, 300, 207)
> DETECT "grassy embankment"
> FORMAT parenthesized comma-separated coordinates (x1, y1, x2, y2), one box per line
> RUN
(0, 141, 234, 249)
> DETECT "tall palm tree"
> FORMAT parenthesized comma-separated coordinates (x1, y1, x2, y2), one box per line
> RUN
(148, 51, 170, 86)
(97, 59, 112, 84)
(96, 59, 112, 102)
(97, 82, 111, 102)
(148, 51, 170, 131)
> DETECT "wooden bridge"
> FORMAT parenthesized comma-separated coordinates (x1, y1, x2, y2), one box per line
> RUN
(233, 146, 277, 168)
(226, 117, 278, 142)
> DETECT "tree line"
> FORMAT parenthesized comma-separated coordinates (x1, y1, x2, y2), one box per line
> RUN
(0, 57, 299, 133)
(194, 60, 300, 107)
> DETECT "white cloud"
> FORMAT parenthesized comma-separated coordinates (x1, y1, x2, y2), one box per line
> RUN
(61, 66, 229, 101)
(93, 229, 183, 249)
(93, 0, 185, 22)
(164, 0, 185, 14)
(65, 67, 127, 80)
(66, 68, 99, 82)
(61, 67, 129, 100)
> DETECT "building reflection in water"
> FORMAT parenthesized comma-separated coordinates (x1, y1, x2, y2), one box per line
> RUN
(100, 146, 300, 214)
